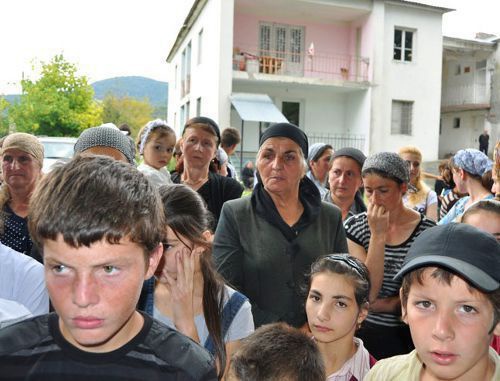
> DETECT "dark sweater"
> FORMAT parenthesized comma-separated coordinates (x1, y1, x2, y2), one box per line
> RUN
(213, 178, 347, 328)
(171, 171, 243, 229)
(0, 312, 216, 380)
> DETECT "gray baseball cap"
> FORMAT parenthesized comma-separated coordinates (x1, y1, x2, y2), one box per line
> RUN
(394, 224, 500, 292)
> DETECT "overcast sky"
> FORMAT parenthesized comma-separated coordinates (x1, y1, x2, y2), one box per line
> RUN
(1, 0, 499, 94)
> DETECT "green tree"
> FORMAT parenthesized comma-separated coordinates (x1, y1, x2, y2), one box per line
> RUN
(101, 94, 153, 137)
(0, 97, 9, 136)
(9, 55, 102, 136)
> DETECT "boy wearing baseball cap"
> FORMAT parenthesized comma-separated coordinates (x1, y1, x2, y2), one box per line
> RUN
(365, 223, 500, 380)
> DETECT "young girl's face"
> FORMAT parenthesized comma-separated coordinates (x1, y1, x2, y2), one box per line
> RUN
(306, 271, 367, 346)
(158, 226, 201, 282)
(143, 132, 176, 170)
(403, 268, 500, 381)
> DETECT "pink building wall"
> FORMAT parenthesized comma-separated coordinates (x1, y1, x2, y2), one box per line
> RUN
(233, 12, 372, 80)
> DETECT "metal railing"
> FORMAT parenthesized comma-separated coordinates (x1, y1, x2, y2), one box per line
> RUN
(441, 83, 489, 107)
(232, 132, 366, 173)
(233, 46, 370, 82)
(307, 132, 366, 151)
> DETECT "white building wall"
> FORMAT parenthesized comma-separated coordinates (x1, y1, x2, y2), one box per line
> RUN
(231, 81, 369, 152)
(370, 2, 444, 160)
(440, 111, 488, 157)
(167, 0, 234, 136)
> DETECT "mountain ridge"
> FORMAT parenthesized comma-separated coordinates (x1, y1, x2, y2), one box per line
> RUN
(91, 76, 168, 107)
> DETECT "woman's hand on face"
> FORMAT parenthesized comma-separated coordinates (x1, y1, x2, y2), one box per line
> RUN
(163, 246, 199, 325)
(367, 201, 389, 238)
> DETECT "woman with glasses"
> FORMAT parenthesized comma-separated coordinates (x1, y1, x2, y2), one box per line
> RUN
(171, 117, 243, 229)
(345, 152, 436, 359)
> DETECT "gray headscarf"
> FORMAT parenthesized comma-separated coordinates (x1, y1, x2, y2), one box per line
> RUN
(75, 125, 136, 165)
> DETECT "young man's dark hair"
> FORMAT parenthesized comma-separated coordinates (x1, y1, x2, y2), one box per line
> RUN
(221, 127, 241, 150)
(227, 323, 325, 381)
(0, 155, 217, 380)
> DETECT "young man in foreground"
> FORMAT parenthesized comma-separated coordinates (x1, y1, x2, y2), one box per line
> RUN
(365, 223, 499, 380)
(0, 155, 216, 380)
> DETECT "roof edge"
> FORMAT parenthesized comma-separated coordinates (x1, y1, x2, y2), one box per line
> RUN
(384, 0, 454, 14)
(166, 0, 208, 63)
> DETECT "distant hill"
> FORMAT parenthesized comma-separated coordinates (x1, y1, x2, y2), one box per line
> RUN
(92, 76, 168, 107)
(3, 94, 20, 104)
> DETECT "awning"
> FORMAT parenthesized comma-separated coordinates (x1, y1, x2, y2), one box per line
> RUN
(230, 93, 288, 123)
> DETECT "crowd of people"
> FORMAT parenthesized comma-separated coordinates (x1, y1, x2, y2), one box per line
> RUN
(0, 118, 498, 381)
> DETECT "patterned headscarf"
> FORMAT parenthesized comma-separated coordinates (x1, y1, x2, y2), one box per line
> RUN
(453, 149, 492, 177)
(75, 125, 135, 165)
(1, 133, 44, 167)
(362, 151, 410, 183)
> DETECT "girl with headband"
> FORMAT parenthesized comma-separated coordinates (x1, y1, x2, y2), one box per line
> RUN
(136, 119, 176, 187)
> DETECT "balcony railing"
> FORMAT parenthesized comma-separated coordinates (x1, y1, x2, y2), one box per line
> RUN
(441, 84, 489, 108)
(233, 46, 369, 83)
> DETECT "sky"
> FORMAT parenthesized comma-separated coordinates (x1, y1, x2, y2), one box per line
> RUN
(1, 0, 500, 95)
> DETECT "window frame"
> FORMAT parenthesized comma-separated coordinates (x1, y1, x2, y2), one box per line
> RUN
(393, 28, 415, 63)
(391, 100, 413, 135)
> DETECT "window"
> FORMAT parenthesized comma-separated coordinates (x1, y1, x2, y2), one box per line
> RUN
(391, 100, 413, 135)
(454, 64, 461, 75)
(259, 22, 305, 75)
(174, 64, 178, 88)
(453, 117, 461, 129)
(185, 101, 190, 122)
(196, 97, 201, 117)
(181, 42, 192, 97)
(282, 101, 300, 127)
(180, 105, 186, 128)
(394, 29, 413, 62)
(464, 66, 471, 73)
(198, 29, 203, 65)
(476, 60, 486, 70)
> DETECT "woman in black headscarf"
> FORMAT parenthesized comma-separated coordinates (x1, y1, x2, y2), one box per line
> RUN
(213, 123, 347, 328)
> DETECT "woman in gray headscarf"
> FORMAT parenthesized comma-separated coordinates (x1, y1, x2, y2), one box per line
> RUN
(345, 152, 436, 359)
(74, 124, 136, 165)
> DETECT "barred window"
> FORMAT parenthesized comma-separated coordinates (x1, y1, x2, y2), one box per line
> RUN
(391, 100, 413, 135)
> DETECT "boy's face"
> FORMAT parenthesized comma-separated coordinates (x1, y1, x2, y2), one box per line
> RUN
(44, 235, 162, 353)
(402, 267, 500, 380)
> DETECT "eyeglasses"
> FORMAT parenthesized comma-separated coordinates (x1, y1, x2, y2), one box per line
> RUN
(325, 254, 367, 279)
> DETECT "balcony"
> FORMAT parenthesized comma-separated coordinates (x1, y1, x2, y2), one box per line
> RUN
(233, 46, 370, 84)
(441, 84, 490, 112)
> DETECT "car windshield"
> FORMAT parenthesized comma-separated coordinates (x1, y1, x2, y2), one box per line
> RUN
(42, 141, 75, 159)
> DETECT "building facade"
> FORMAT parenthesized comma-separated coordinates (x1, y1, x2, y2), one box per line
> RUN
(440, 34, 499, 158)
(167, 0, 450, 166)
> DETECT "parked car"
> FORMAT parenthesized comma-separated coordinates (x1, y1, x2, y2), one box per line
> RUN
(38, 137, 77, 173)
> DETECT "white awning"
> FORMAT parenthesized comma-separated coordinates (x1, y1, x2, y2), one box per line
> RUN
(230, 93, 288, 123)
